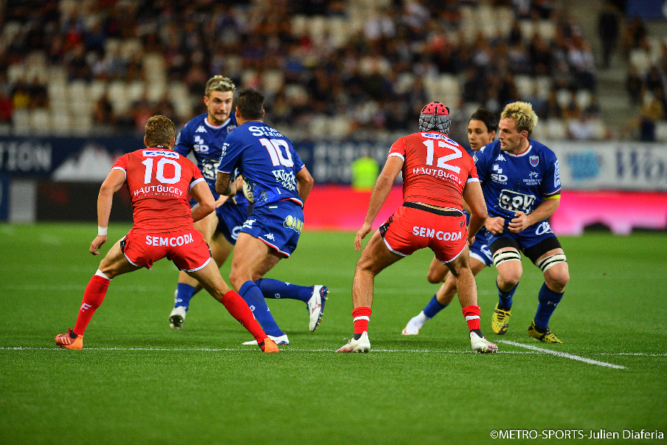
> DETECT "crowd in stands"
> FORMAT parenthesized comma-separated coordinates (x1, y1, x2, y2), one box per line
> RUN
(0, 0, 662, 142)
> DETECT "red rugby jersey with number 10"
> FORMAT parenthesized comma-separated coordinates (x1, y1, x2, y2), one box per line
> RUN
(388, 132, 478, 211)
(111, 149, 205, 232)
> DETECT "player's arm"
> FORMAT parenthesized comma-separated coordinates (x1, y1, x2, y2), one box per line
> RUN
(189, 181, 216, 222)
(215, 172, 238, 196)
(354, 155, 403, 251)
(509, 195, 560, 234)
(462, 180, 488, 245)
(296, 165, 314, 204)
(91, 169, 126, 255)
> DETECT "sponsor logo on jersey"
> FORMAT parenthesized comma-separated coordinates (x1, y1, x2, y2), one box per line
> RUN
(196, 125, 207, 133)
(133, 185, 183, 197)
(554, 160, 561, 188)
(193, 135, 209, 153)
(491, 164, 508, 184)
(412, 167, 462, 185)
(272, 169, 297, 191)
(498, 189, 537, 213)
(496, 154, 506, 161)
(265, 233, 275, 241)
(145, 233, 194, 246)
(227, 125, 236, 133)
(420, 133, 456, 145)
(283, 214, 304, 233)
(523, 171, 542, 185)
(231, 225, 242, 240)
(530, 155, 539, 167)
(144, 150, 178, 158)
(249, 125, 284, 138)
(243, 219, 256, 229)
(412, 226, 463, 241)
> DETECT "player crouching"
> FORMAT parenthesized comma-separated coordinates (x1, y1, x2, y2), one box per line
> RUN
(55, 115, 278, 353)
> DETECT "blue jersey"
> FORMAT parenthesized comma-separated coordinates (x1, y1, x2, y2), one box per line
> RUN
(174, 113, 238, 199)
(473, 139, 561, 223)
(217, 121, 305, 208)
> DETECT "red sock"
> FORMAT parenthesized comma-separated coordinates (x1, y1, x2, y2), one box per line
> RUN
(462, 305, 481, 331)
(221, 291, 267, 343)
(73, 275, 110, 336)
(352, 306, 372, 335)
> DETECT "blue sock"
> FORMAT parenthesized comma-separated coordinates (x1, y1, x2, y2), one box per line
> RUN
(497, 281, 519, 311)
(423, 295, 448, 319)
(175, 283, 196, 311)
(255, 278, 312, 303)
(534, 282, 564, 330)
(238, 281, 283, 337)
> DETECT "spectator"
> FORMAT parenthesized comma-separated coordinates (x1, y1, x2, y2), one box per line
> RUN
(626, 66, 644, 105)
(598, 1, 620, 69)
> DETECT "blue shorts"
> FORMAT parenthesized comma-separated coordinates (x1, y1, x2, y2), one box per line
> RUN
(189, 197, 249, 245)
(242, 200, 304, 257)
(484, 219, 560, 263)
(469, 227, 492, 267)
(216, 201, 249, 245)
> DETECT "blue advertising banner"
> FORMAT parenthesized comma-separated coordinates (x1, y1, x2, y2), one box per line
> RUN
(0, 174, 9, 221)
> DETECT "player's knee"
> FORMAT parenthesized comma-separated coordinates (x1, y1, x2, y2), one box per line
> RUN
(545, 266, 569, 292)
(427, 268, 444, 284)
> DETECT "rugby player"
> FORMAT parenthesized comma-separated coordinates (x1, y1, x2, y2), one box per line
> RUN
(55, 115, 279, 352)
(167, 77, 327, 341)
(216, 88, 322, 346)
(474, 102, 569, 343)
(403, 107, 498, 335)
(337, 102, 498, 353)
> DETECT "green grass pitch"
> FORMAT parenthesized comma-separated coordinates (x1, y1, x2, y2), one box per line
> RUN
(1, 224, 666, 444)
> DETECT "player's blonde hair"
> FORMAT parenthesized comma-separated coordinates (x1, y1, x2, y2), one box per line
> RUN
(145, 115, 176, 147)
(205, 75, 235, 97)
(501, 102, 538, 136)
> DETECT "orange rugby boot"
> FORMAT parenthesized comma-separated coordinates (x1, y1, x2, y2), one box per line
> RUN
(259, 338, 280, 353)
(55, 329, 84, 350)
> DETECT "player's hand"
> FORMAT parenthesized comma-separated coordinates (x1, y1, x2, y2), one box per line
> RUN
(215, 194, 229, 208)
(509, 211, 530, 233)
(232, 175, 244, 195)
(354, 222, 372, 252)
(485, 216, 505, 235)
(90, 235, 107, 255)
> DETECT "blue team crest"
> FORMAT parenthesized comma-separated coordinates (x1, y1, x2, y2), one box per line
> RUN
(227, 125, 236, 133)
(529, 156, 539, 167)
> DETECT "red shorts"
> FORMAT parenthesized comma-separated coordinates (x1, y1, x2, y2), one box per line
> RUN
(380, 204, 468, 263)
(120, 228, 211, 272)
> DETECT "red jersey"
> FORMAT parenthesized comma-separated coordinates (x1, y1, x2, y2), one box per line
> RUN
(388, 132, 478, 210)
(112, 148, 205, 233)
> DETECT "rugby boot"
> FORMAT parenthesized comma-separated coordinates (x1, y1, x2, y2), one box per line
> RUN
(528, 321, 562, 344)
(307, 285, 328, 332)
(336, 332, 371, 353)
(491, 303, 512, 335)
(470, 331, 498, 353)
(259, 338, 280, 353)
(55, 329, 83, 350)
(243, 333, 290, 346)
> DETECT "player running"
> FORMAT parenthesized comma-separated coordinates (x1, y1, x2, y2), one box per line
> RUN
(216, 88, 323, 346)
(337, 102, 498, 354)
(167, 76, 327, 339)
(474, 102, 569, 343)
(55, 115, 279, 352)
(403, 107, 498, 335)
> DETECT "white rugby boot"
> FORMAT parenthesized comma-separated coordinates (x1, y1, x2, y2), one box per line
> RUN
(470, 331, 498, 353)
(336, 332, 371, 353)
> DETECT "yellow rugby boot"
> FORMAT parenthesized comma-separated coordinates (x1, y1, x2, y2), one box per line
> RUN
(491, 304, 512, 335)
(528, 321, 562, 344)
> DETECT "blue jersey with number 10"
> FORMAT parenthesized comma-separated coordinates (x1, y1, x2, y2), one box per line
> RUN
(217, 122, 305, 208)
(473, 139, 561, 223)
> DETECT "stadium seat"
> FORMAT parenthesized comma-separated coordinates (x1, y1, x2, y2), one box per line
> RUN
(291, 15, 308, 37)
(68, 80, 89, 101)
(576, 90, 592, 109)
(515, 75, 535, 99)
(12, 109, 30, 134)
(51, 111, 72, 136)
(439, 75, 460, 98)
(261, 70, 284, 94)
(656, 122, 667, 142)
(146, 82, 166, 103)
(519, 21, 534, 41)
(126, 81, 146, 103)
(537, 21, 556, 41)
(309, 115, 328, 136)
(536, 76, 553, 100)
(545, 119, 567, 139)
(556, 89, 572, 108)
(89, 80, 107, 101)
(394, 72, 415, 95)
(48, 82, 67, 101)
(629, 49, 651, 75)
(48, 66, 67, 84)
(29, 109, 51, 134)
(495, 7, 514, 38)
(591, 119, 607, 140)
(72, 115, 93, 135)
(7, 64, 25, 84)
(330, 115, 351, 138)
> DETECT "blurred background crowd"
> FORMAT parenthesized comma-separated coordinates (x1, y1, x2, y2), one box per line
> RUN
(0, 0, 666, 144)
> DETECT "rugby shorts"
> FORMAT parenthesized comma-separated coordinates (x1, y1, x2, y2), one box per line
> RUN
(242, 200, 304, 257)
(380, 203, 468, 264)
(120, 228, 211, 272)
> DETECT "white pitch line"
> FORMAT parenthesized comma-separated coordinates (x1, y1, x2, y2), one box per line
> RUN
(498, 340, 627, 369)
(1, 346, 665, 359)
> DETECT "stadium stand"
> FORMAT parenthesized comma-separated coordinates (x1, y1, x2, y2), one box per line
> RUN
(0, 0, 664, 142)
